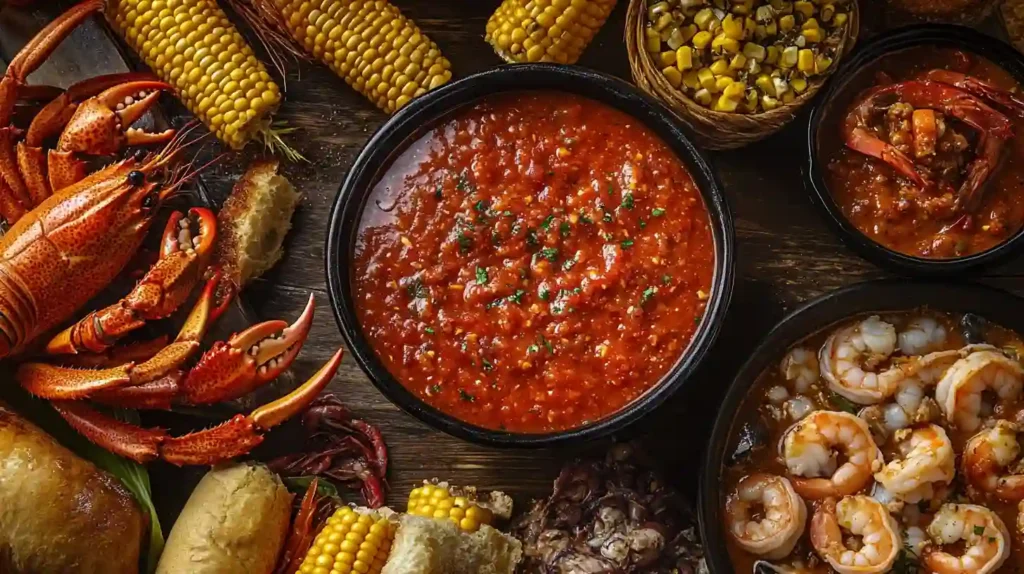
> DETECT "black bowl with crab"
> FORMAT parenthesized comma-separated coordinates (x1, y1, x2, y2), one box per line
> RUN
(807, 25, 1024, 274)
(699, 280, 1024, 573)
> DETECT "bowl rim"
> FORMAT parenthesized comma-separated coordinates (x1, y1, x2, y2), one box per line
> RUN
(698, 279, 1024, 572)
(325, 63, 736, 447)
(806, 24, 1024, 274)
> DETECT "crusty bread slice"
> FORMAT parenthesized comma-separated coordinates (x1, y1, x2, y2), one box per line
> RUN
(381, 515, 522, 574)
(213, 159, 301, 291)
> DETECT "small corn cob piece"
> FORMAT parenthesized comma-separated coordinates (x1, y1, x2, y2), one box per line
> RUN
(298, 506, 396, 574)
(106, 0, 282, 150)
(486, 0, 618, 65)
(406, 482, 495, 533)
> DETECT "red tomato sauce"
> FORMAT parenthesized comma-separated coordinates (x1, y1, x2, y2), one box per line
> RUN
(353, 92, 716, 433)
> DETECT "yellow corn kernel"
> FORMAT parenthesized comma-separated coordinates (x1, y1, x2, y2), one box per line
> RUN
(779, 15, 796, 32)
(742, 42, 766, 61)
(802, 18, 820, 30)
(106, 0, 281, 150)
(693, 88, 713, 105)
(833, 12, 849, 27)
(712, 34, 741, 54)
(714, 94, 740, 112)
(679, 24, 698, 43)
(782, 90, 796, 103)
(762, 94, 780, 110)
(697, 67, 716, 91)
(715, 75, 734, 92)
(780, 46, 799, 68)
(766, 46, 781, 65)
(723, 80, 746, 99)
(743, 89, 759, 112)
(733, 0, 755, 16)
(692, 31, 713, 50)
(299, 507, 396, 574)
(754, 24, 769, 41)
(709, 58, 731, 76)
(662, 66, 683, 88)
(676, 46, 694, 70)
(815, 54, 833, 74)
(797, 49, 814, 72)
(659, 50, 677, 67)
(694, 8, 720, 31)
(487, 0, 617, 65)
(755, 74, 776, 97)
(802, 28, 822, 43)
(791, 76, 808, 93)
(730, 54, 747, 70)
(407, 483, 494, 532)
(653, 12, 674, 32)
(682, 70, 701, 89)
(721, 14, 743, 40)
(744, 16, 757, 37)
(646, 28, 662, 52)
(794, 1, 815, 17)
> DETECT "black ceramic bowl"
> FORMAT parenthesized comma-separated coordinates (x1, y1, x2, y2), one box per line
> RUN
(325, 64, 735, 447)
(699, 280, 1024, 572)
(807, 25, 1024, 275)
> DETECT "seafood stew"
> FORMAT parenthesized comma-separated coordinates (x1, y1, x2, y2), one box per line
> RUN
(820, 44, 1024, 260)
(718, 308, 1024, 573)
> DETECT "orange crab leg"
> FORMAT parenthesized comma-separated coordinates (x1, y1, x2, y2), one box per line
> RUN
(91, 372, 184, 410)
(182, 294, 316, 405)
(46, 208, 216, 355)
(52, 348, 344, 464)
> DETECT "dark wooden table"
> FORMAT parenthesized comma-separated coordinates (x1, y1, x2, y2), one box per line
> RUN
(93, 0, 1024, 525)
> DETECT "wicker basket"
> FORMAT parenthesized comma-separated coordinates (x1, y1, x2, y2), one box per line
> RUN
(626, 1, 860, 150)
(887, 0, 999, 26)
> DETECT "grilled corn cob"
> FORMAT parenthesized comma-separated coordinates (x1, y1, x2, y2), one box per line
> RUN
(298, 506, 396, 574)
(232, 0, 453, 113)
(406, 482, 495, 533)
(485, 0, 618, 65)
(106, 0, 282, 150)
(642, 0, 852, 114)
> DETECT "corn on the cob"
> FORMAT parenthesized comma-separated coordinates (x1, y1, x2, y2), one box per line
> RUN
(298, 507, 396, 574)
(233, 0, 452, 114)
(406, 482, 495, 533)
(485, 0, 618, 65)
(106, 0, 282, 150)
(641, 0, 852, 115)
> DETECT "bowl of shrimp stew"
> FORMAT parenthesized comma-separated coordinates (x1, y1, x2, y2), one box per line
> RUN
(701, 280, 1024, 573)
(807, 25, 1024, 274)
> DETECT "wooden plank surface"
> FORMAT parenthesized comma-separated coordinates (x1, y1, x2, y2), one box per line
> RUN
(9, 0, 1024, 529)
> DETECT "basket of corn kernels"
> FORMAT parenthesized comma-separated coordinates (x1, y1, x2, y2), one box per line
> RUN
(626, 0, 859, 150)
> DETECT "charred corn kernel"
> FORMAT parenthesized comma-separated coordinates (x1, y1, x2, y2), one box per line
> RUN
(659, 50, 677, 66)
(645, 28, 662, 52)
(755, 74, 776, 96)
(762, 94, 780, 110)
(779, 15, 795, 32)
(682, 70, 701, 89)
(487, 0, 617, 65)
(743, 16, 757, 36)
(794, 1, 814, 17)
(300, 507, 395, 574)
(407, 483, 494, 532)
(721, 14, 743, 40)
(815, 54, 833, 74)
(692, 30, 713, 50)
(780, 46, 799, 68)
(730, 53, 747, 70)
(765, 46, 780, 65)
(106, 0, 280, 150)
(715, 75, 734, 92)
(742, 42, 766, 61)
(802, 28, 822, 43)
(697, 67, 716, 90)
(833, 12, 848, 27)
(722, 80, 746, 99)
(676, 46, 694, 70)
(714, 94, 740, 112)
(755, 5, 774, 22)
(694, 88, 713, 105)
(694, 8, 720, 31)
(662, 66, 683, 88)
(790, 76, 808, 93)
(709, 59, 731, 76)
(797, 49, 814, 72)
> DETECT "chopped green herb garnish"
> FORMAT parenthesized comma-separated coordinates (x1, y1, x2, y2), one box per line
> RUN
(539, 288, 551, 301)
(434, 183, 443, 200)
(621, 193, 634, 210)
(481, 358, 494, 372)
(601, 232, 614, 241)
(540, 214, 555, 230)
(545, 170, 555, 177)
(828, 392, 858, 414)
(620, 239, 634, 249)
(974, 525, 985, 536)
(662, 274, 672, 284)
(425, 327, 435, 334)
(561, 256, 577, 271)
(474, 200, 489, 212)
(485, 297, 505, 309)
(502, 210, 513, 217)
(455, 171, 473, 192)
(638, 219, 647, 229)
(475, 266, 489, 285)
(430, 384, 441, 393)
(527, 344, 539, 354)
(892, 546, 921, 574)
(639, 286, 656, 305)
(406, 279, 428, 299)
(509, 289, 526, 304)
(652, 207, 666, 217)
(491, 230, 501, 246)
(526, 228, 539, 247)
(559, 221, 571, 238)
(540, 335, 554, 354)
(457, 232, 473, 254)
(458, 389, 476, 402)
(537, 247, 558, 262)
(580, 212, 594, 224)
(603, 210, 613, 223)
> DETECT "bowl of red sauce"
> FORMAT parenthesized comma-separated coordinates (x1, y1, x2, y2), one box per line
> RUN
(808, 25, 1024, 274)
(326, 65, 734, 446)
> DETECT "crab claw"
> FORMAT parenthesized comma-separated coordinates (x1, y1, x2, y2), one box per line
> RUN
(182, 293, 316, 405)
(161, 347, 344, 466)
(52, 400, 169, 463)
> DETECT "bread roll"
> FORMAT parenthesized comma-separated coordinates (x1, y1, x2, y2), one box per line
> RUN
(156, 463, 292, 574)
(0, 403, 144, 574)
(381, 514, 522, 574)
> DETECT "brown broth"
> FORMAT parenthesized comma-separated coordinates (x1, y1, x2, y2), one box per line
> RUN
(721, 310, 1024, 573)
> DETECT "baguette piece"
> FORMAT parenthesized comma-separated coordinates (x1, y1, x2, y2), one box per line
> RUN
(212, 159, 301, 292)
(155, 463, 292, 574)
(381, 514, 522, 574)
(0, 403, 144, 574)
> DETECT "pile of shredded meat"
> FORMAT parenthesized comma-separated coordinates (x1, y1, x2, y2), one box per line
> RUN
(511, 443, 706, 573)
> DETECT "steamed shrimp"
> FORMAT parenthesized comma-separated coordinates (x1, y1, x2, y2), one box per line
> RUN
(935, 349, 1024, 432)
(924, 503, 1010, 574)
(819, 316, 900, 404)
(874, 424, 955, 503)
(781, 410, 883, 499)
(898, 316, 948, 355)
(780, 348, 819, 393)
(809, 495, 900, 574)
(725, 473, 807, 559)
(962, 420, 1024, 500)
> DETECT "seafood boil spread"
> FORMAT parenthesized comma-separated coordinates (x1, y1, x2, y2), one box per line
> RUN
(8, 1, 1024, 574)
